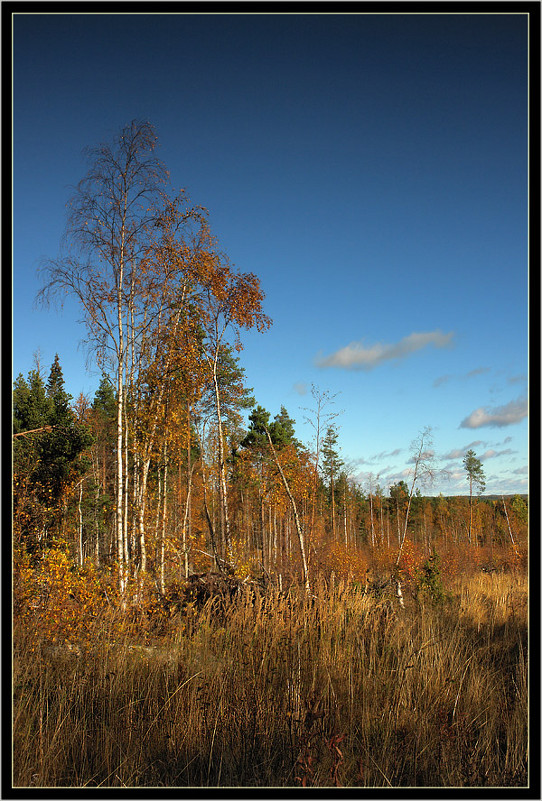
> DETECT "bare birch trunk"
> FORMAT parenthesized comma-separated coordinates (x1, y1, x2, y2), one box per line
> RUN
(181, 462, 196, 580)
(116, 276, 126, 595)
(77, 481, 84, 567)
(197, 426, 222, 573)
(265, 429, 310, 592)
(123, 396, 131, 567)
(369, 493, 375, 547)
(213, 365, 231, 559)
(137, 459, 151, 574)
(501, 495, 518, 551)
(159, 444, 168, 593)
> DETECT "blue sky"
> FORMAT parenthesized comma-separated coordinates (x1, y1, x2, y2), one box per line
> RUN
(12, 11, 530, 495)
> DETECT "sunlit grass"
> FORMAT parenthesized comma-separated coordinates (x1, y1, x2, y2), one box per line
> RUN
(13, 571, 528, 788)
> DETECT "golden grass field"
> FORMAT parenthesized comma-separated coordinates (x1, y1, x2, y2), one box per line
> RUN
(13, 570, 528, 788)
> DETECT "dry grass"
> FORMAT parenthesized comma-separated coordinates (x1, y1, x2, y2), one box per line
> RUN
(12, 571, 529, 788)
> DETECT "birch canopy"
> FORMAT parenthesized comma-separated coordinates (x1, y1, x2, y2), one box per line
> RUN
(37, 120, 272, 592)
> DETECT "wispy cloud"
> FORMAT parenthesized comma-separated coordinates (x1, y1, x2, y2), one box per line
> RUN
(508, 374, 527, 385)
(433, 374, 452, 388)
(479, 448, 516, 461)
(444, 449, 466, 460)
(434, 366, 490, 388)
(460, 396, 527, 429)
(350, 449, 402, 468)
(374, 448, 402, 461)
(293, 382, 308, 396)
(316, 330, 454, 371)
(442, 441, 485, 460)
(406, 449, 435, 464)
(467, 367, 491, 379)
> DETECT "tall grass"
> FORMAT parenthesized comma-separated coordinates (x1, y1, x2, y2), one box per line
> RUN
(12, 571, 528, 788)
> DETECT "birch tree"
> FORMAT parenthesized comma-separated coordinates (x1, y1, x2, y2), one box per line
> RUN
(395, 426, 435, 570)
(302, 386, 341, 540)
(199, 265, 271, 561)
(38, 120, 168, 593)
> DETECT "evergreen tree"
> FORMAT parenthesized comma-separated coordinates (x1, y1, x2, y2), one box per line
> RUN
(46, 353, 67, 401)
(37, 356, 92, 501)
(92, 375, 117, 419)
(321, 426, 343, 539)
(269, 407, 301, 451)
(201, 345, 255, 432)
(13, 356, 92, 548)
(241, 405, 271, 451)
(241, 404, 300, 453)
(463, 449, 486, 544)
(13, 369, 52, 434)
(321, 426, 343, 486)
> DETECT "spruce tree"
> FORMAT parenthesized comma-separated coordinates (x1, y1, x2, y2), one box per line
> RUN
(13, 356, 92, 548)
(321, 426, 343, 539)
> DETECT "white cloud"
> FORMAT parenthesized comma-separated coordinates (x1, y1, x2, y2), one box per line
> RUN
(315, 330, 454, 370)
(460, 396, 527, 429)
(479, 448, 515, 461)
(293, 382, 307, 396)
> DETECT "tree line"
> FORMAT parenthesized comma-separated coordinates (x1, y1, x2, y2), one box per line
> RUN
(13, 121, 527, 597)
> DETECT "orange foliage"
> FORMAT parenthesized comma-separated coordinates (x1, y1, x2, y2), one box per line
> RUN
(323, 540, 368, 582)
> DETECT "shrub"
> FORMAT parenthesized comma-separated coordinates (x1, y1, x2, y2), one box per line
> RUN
(414, 550, 450, 606)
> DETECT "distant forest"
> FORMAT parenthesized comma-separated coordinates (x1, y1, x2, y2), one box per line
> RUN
(13, 348, 527, 594)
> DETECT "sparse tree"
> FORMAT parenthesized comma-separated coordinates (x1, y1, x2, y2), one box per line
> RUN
(264, 427, 310, 592)
(302, 385, 341, 539)
(395, 426, 435, 570)
(463, 449, 486, 544)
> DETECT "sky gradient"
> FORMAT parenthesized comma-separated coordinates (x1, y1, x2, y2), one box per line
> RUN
(12, 10, 531, 496)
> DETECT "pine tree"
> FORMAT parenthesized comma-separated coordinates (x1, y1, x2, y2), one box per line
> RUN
(269, 407, 301, 451)
(241, 405, 271, 452)
(463, 449, 486, 544)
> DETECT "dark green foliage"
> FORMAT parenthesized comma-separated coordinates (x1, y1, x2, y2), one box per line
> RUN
(13, 370, 52, 434)
(201, 345, 255, 428)
(13, 356, 93, 547)
(510, 495, 528, 524)
(92, 375, 116, 419)
(414, 551, 449, 606)
(241, 404, 300, 452)
(240, 405, 271, 451)
(270, 406, 301, 451)
(321, 425, 343, 489)
(463, 450, 486, 495)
